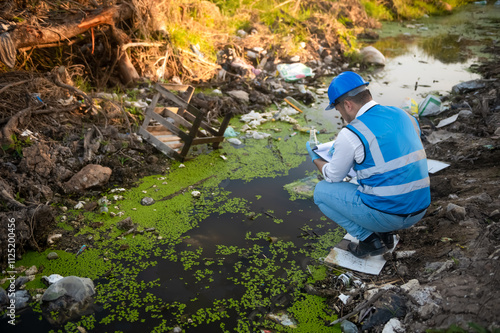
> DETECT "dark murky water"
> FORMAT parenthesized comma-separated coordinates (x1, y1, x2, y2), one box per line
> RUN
(2, 3, 500, 332)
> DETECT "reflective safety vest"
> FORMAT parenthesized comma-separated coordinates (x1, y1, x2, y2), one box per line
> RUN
(346, 105, 431, 215)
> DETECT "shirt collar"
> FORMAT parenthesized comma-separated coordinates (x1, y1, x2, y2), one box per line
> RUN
(355, 100, 378, 118)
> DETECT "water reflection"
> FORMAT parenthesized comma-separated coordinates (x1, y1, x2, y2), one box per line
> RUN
(418, 34, 473, 64)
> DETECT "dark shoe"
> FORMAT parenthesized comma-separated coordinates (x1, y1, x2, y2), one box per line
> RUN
(378, 232, 395, 250)
(347, 235, 387, 258)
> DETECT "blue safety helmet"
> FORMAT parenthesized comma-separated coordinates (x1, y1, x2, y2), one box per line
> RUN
(325, 71, 370, 110)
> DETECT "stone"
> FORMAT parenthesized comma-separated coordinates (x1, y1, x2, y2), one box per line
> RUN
(227, 90, 249, 103)
(13, 290, 30, 309)
(47, 233, 63, 245)
(63, 164, 112, 193)
(42, 276, 95, 303)
(446, 203, 466, 222)
(360, 46, 386, 66)
(47, 252, 59, 260)
(116, 217, 134, 230)
(0, 287, 9, 307)
(41, 276, 95, 325)
(15, 275, 34, 288)
(418, 302, 440, 320)
(140, 197, 155, 206)
(25, 265, 38, 276)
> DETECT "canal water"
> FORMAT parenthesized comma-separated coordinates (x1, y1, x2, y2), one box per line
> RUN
(2, 3, 499, 333)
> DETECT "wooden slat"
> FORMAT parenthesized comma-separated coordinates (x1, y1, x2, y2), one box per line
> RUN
(155, 83, 201, 118)
(138, 127, 183, 160)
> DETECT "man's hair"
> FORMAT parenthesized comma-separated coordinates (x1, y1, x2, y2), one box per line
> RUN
(344, 89, 372, 106)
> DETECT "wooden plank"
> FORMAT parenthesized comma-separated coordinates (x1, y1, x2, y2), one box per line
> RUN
(138, 127, 183, 161)
(150, 112, 190, 142)
(140, 92, 160, 130)
(156, 134, 181, 143)
(155, 83, 202, 118)
(192, 136, 225, 145)
(213, 113, 232, 149)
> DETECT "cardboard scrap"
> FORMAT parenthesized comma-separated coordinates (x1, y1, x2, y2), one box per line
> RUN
(324, 233, 399, 275)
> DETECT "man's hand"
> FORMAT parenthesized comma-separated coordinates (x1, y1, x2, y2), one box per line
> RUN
(306, 141, 320, 161)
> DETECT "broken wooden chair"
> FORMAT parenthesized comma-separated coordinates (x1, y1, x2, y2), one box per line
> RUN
(138, 83, 231, 162)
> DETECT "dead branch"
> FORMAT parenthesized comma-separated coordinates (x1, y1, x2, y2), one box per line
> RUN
(0, 107, 34, 146)
(52, 68, 94, 110)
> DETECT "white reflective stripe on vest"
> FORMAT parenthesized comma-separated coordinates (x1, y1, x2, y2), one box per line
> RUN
(351, 120, 385, 165)
(357, 149, 427, 179)
(405, 112, 420, 135)
(359, 177, 430, 196)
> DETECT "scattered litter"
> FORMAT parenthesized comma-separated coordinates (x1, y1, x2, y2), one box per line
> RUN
(245, 131, 271, 139)
(284, 96, 306, 113)
(74, 201, 86, 209)
(191, 191, 201, 198)
(227, 138, 242, 145)
(419, 95, 442, 117)
(394, 250, 416, 259)
(58, 96, 75, 106)
(224, 126, 239, 137)
(427, 159, 450, 174)
(324, 233, 399, 275)
(220, 155, 227, 160)
(266, 312, 297, 328)
(42, 274, 64, 286)
(284, 175, 319, 199)
(436, 114, 459, 128)
(451, 79, 486, 94)
(76, 245, 87, 258)
(338, 293, 351, 305)
(400, 97, 419, 117)
(179, 164, 185, 168)
(276, 63, 314, 82)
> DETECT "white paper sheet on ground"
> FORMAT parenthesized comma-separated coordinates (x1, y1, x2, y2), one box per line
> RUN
(324, 233, 399, 275)
(427, 159, 450, 174)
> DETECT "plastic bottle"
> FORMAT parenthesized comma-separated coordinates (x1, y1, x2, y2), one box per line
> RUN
(309, 126, 318, 146)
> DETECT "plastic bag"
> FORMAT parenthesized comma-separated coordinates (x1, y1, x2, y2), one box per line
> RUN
(419, 95, 442, 117)
(400, 97, 419, 117)
(276, 63, 314, 82)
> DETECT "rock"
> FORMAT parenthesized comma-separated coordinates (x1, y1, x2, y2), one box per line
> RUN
(227, 90, 249, 103)
(395, 250, 416, 259)
(42, 274, 64, 286)
(47, 233, 63, 245)
(397, 264, 410, 277)
(42, 276, 95, 303)
(116, 217, 134, 230)
(489, 209, 500, 221)
(63, 164, 112, 193)
(25, 265, 38, 276)
(360, 46, 386, 66)
(13, 290, 30, 309)
(47, 252, 59, 260)
(446, 203, 466, 222)
(418, 302, 440, 320)
(140, 197, 155, 206)
(15, 275, 34, 288)
(41, 276, 95, 324)
(0, 287, 9, 308)
(382, 318, 405, 333)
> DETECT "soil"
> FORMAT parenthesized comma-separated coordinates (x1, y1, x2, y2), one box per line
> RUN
(1, 6, 500, 333)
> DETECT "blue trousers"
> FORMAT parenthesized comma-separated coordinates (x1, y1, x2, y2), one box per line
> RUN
(313, 180, 426, 241)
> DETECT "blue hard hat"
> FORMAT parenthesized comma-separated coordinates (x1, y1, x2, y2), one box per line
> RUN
(325, 71, 369, 110)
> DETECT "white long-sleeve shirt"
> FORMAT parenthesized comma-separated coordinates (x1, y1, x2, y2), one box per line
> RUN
(321, 100, 379, 182)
